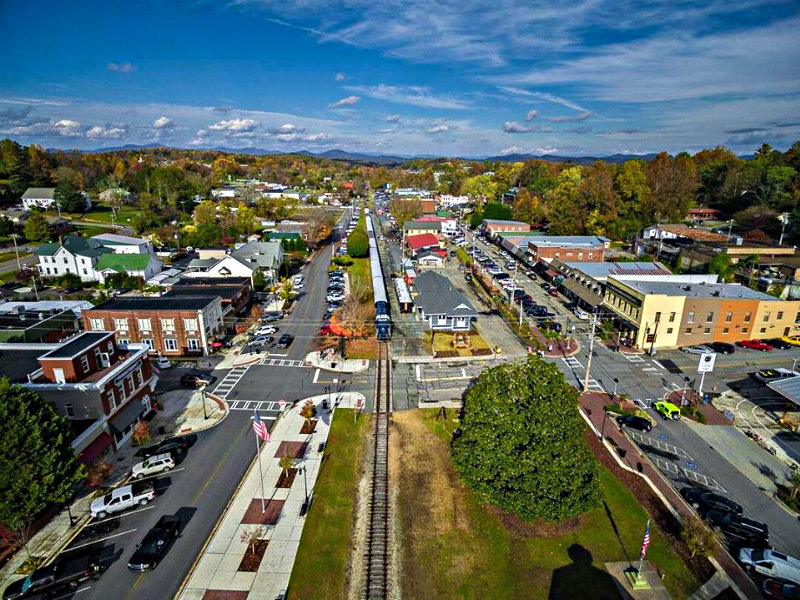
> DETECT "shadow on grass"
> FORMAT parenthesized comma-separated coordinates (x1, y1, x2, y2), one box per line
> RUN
(549, 544, 623, 600)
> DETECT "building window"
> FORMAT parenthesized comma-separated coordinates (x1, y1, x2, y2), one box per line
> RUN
(137, 318, 151, 331)
(655, 312, 661, 322)
(778, 311, 784, 320)
(184, 318, 198, 331)
(114, 318, 128, 331)
(760, 327, 767, 334)
(685, 327, 692, 334)
(118, 338, 130, 346)
(666, 328, 673, 334)
(161, 318, 175, 331)
(669, 312, 676, 323)
(704, 328, 711, 334)
(65, 402, 74, 418)
(133, 368, 142, 387)
(578, 252, 583, 260)
(83, 269, 87, 275)
(723, 327, 729, 334)
(744, 312, 751, 322)
(763, 312, 771, 322)
(725, 311, 732, 322)
(80, 355, 90, 373)
(117, 381, 127, 401)
(706, 312, 714, 322)
(588, 253, 593, 260)
(143, 339, 155, 350)
(687, 312, 695, 323)
(164, 338, 178, 351)
(90, 318, 104, 331)
(742, 327, 748, 334)
(187, 338, 200, 350)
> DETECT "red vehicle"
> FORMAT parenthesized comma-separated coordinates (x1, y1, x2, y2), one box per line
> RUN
(548, 288, 559, 297)
(320, 324, 336, 336)
(737, 339, 773, 351)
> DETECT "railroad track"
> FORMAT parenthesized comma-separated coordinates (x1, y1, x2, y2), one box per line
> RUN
(366, 342, 391, 600)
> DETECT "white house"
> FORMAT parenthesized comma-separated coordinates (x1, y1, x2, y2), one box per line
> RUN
(21, 187, 56, 210)
(437, 194, 470, 208)
(184, 240, 283, 284)
(90, 233, 154, 255)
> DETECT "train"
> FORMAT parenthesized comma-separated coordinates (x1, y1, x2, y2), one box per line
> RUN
(366, 214, 392, 340)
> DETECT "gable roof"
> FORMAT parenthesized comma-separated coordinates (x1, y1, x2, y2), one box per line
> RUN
(413, 271, 477, 317)
(403, 220, 441, 231)
(22, 187, 55, 200)
(407, 233, 439, 250)
(230, 240, 282, 269)
(35, 235, 112, 258)
(95, 253, 154, 272)
(91, 233, 148, 246)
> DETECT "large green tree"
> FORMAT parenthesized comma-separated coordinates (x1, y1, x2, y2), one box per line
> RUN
(346, 229, 369, 257)
(23, 212, 50, 242)
(54, 180, 86, 213)
(451, 356, 601, 523)
(0, 378, 85, 554)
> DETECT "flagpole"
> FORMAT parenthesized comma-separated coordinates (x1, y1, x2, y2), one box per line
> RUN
(637, 519, 650, 579)
(255, 425, 266, 513)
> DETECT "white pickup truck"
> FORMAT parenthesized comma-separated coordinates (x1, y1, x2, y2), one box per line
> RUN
(90, 482, 155, 519)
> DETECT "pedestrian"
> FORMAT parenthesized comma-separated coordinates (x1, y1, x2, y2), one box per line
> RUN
(547, 343, 552, 353)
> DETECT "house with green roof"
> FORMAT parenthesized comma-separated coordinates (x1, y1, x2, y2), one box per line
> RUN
(95, 253, 161, 283)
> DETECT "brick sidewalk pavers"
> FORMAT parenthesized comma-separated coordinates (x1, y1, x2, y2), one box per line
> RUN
(178, 392, 365, 600)
(580, 393, 762, 600)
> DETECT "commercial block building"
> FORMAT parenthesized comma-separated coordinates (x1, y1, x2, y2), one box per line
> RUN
(526, 236, 609, 264)
(481, 219, 531, 238)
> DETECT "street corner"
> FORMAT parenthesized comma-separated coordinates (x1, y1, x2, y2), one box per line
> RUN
(304, 349, 370, 373)
(542, 337, 581, 358)
(292, 390, 366, 411)
(153, 388, 230, 435)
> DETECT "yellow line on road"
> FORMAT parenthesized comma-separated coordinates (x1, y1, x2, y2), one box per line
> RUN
(191, 420, 251, 505)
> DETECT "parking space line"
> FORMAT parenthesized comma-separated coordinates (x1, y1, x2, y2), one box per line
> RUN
(91, 505, 154, 525)
(69, 528, 138, 551)
(653, 457, 679, 474)
(133, 467, 186, 482)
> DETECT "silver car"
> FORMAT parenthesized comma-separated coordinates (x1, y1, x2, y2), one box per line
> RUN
(681, 345, 714, 355)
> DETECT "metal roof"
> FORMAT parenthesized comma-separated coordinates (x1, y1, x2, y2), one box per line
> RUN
(41, 332, 112, 359)
(90, 296, 218, 311)
(768, 376, 800, 407)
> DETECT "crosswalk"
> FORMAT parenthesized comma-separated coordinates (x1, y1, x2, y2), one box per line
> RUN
(212, 365, 250, 399)
(259, 358, 306, 368)
(622, 353, 646, 363)
(561, 356, 583, 370)
(559, 357, 605, 392)
(226, 400, 283, 416)
(628, 431, 693, 459)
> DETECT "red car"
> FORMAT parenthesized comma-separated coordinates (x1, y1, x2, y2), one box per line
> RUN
(320, 325, 335, 336)
(737, 339, 773, 351)
(548, 288, 559, 297)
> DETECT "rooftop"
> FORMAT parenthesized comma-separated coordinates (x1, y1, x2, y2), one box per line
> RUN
(35, 235, 112, 258)
(403, 220, 441, 231)
(22, 187, 55, 199)
(659, 225, 730, 242)
(41, 332, 113, 359)
(528, 236, 610, 248)
(0, 348, 49, 383)
(611, 279, 777, 300)
(90, 295, 219, 311)
(407, 233, 440, 250)
(564, 261, 672, 278)
(91, 233, 148, 246)
(95, 253, 154, 272)
(483, 219, 530, 227)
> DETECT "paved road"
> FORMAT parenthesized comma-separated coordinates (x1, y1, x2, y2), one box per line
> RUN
(0, 254, 35, 273)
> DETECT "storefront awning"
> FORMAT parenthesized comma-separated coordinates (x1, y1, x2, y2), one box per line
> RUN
(78, 432, 113, 465)
(544, 269, 558, 279)
(109, 399, 146, 434)
(768, 377, 800, 408)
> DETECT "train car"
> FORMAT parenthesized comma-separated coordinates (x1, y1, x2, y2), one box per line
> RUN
(366, 215, 392, 340)
(393, 277, 413, 313)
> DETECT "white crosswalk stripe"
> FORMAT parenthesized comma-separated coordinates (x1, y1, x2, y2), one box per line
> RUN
(561, 356, 583, 370)
(258, 358, 306, 368)
(226, 400, 280, 415)
(584, 378, 605, 392)
(682, 469, 727, 493)
(213, 366, 250, 400)
(623, 353, 646, 363)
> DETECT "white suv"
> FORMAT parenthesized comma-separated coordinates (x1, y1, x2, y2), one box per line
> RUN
(132, 453, 175, 479)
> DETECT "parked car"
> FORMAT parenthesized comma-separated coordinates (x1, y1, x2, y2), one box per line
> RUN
(127, 515, 181, 571)
(707, 342, 735, 355)
(707, 511, 769, 547)
(681, 345, 715, 355)
(573, 308, 589, 320)
(320, 324, 336, 336)
(739, 549, 800, 584)
(616, 415, 653, 432)
(681, 488, 743, 515)
(255, 325, 278, 335)
(277, 334, 294, 349)
(768, 338, 794, 350)
(738, 339, 773, 351)
(2, 552, 103, 600)
(180, 372, 215, 387)
(548, 288, 559, 297)
(251, 335, 274, 345)
(780, 335, 800, 347)
(132, 453, 175, 479)
(753, 368, 800, 384)
(140, 433, 197, 458)
(326, 292, 345, 302)
(154, 355, 172, 369)
(653, 401, 681, 420)
(763, 579, 800, 599)
(262, 311, 284, 322)
(540, 282, 551, 290)
(90, 481, 156, 519)
(540, 320, 562, 333)
(464, 273, 473, 282)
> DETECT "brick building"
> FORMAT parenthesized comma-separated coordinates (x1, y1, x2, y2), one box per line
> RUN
(481, 219, 531, 238)
(83, 296, 224, 356)
(167, 277, 251, 315)
(526, 236, 610, 264)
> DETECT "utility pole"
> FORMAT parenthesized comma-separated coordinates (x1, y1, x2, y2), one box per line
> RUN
(10, 233, 22, 271)
(778, 212, 790, 246)
(582, 312, 598, 393)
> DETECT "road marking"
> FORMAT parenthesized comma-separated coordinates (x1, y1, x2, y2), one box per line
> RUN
(213, 366, 251, 399)
(191, 417, 253, 504)
(682, 468, 726, 493)
(51, 586, 93, 600)
(652, 360, 667, 370)
(561, 356, 583, 370)
(69, 529, 138, 551)
(133, 467, 186, 482)
(629, 432, 693, 459)
(313, 368, 320, 383)
(91, 505, 154, 525)
(259, 358, 305, 368)
(623, 354, 646, 363)
(226, 400, 280, 414)
(584, 378, 605, 392)
(652, 457, 679, 474)
(632, 399, 649, 409)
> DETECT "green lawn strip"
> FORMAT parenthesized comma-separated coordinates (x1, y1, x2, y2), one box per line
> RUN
(455, 247, 471, 266)
(71, 224, 115, 237)
(414, 409, 697, 600)
(287, 409, 371, 599)
(0, 251, 30, 264)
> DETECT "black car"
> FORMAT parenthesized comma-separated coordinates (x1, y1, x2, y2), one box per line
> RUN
(140, 434, 197, 458)
(180, 372, 216, 388)
(277, 333, 294, 348)
(127, 515, 181, 571)
(706, 511, 769, 547)
(767, 338, 793, 350)
(262, 311, 284, 322)
(540, 321, 562, 333)
(680, 488, 743, 515)
(540, 282, 552, 290)
(616, 415, 653, 432)
(708, 342, 735, 355)
(3, 553, 103, 599)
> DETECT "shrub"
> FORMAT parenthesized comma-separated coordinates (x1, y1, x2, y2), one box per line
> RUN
(300, 399, 317, 421)
(87, 459, 112, 488)
(131, 421, 151, 446)
(346, 230, 369, 257)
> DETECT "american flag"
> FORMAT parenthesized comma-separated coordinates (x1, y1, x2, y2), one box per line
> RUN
(252, 411, 270, 442)
(640, 520, 651, 559)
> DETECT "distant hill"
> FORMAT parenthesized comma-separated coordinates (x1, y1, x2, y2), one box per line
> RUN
(483, 152, 660, 164)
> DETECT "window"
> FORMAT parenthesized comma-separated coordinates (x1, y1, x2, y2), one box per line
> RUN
(554, 252, 560, 258)
(763, 312, 771, 322)
(685, 327, 692, 334)
(143, 339, 155, 350)
(760, 327, 767, 334)
(706, 312, 714, 322)
(704, 328, 711, 334)
(725, 311, 732, 322)
(666, 328, 673, 334)
(184, 318, 198, 331)
(65, 402, 74, 418)
(114, 318, 128, 331)
(744, 312, 751, 322)
(80, 355, 90, 373)
(723, 327, 729, 334)
(645, 333, 655, 343)
(654, 311, 662, 323)
(687, 312, 695, 323)
(742, 327, 748, 334)
(188, 338, 200, 350)
(118, 338, 130, 346)
(669, 312, 676, 323)
(578, 252, 583, 260)
(778, 311, 784, 320)
(90, 318, 104, 331)
(161, 318, 175, 331)
(133, 368, 142, 388)
(137, 318, 151, 330)
(117, 381, 127, 401)
(164, 338, 178, 351)
(588, 253, 593, 260)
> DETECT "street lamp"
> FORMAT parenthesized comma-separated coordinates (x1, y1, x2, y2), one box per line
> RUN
(680, 376, 691, 406)
(298, 464, 310, 515)
(612, 378, 619, 403)
(199, 383, 208, 419)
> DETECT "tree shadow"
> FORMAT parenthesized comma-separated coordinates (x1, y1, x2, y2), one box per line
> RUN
(549, 544, 623, 600)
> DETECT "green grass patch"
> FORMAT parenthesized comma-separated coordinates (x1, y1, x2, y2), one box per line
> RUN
(455, 247, 471, 266)
(0, 251, 29, 264)
(72, 224, 116, 237)
(287, 409, 371, 599)
(396, 409, 698, 600)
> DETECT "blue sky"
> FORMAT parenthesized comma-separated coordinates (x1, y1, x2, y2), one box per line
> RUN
(1, 0, 798, 157)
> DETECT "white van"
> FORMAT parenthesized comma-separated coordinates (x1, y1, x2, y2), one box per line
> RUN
(739, 548, 800, 584)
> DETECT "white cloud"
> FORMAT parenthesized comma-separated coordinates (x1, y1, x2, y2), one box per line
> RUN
(500, 145, 525, 155)
(525, 110, 539, 121)
(270, 123, 304, 134)
(545, 111, 592, 123)
(107, 62, 136, 73)
(86, 124, 127, 138)
(335, 72, 347, 81)
(386, 114, 401, 122)
(346, 84, 471, 109)
(427, 121, 453, 134)
(208, 118, 259, 132)
(53, 119, 83, 136)
(379, 128, 394, 134)
(502, 121, 554, 133)
(328, 95, 361, 108)
(153, 116, 174, 129)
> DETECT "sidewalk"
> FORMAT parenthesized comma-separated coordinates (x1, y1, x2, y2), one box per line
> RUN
(304, 349, 369, 373)
(178, 392, 365, 600)
(0, 389, 228, 592)
(580, 393, 762, 600)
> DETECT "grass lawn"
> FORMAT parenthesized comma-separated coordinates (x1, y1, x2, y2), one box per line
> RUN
(0, 251, 30, 264)
(394, 409, 699, 600)
(60, 203, 138, 225)
(287, 409, 371, 599)
(72, 224, 116, 237)
(430, 329, 491, 357)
